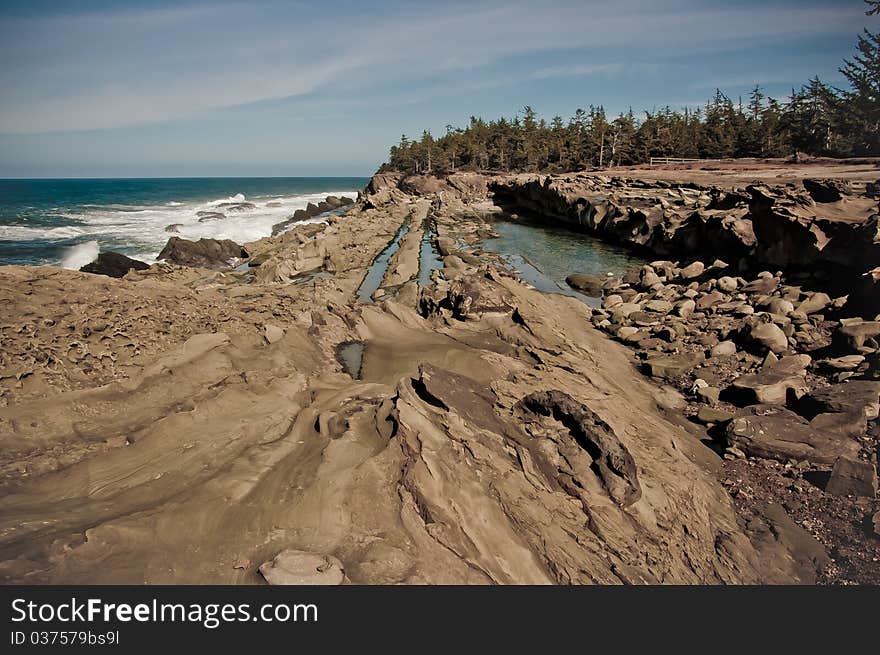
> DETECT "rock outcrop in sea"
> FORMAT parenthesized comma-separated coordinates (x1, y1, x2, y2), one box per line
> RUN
(79, 251, 150, 278)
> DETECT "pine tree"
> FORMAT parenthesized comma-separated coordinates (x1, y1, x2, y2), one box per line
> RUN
(839, 27, 880, 155)
(781, 78, 845, 156)
(381, 15, 880, 176)
(610, 110, 637, 165)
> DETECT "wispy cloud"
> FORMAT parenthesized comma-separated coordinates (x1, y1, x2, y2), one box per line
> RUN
(0, 0, 869, 134)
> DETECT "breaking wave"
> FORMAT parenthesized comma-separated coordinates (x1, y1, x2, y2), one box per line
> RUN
(60, 240, 100, 270)
(0, 187, 359, 266)
(206, 192, 246, 207)
(0, 225, 85, 241)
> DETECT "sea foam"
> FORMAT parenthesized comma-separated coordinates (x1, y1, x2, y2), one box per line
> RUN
(207, 192, 246, 207)
(60, 240, 100, 270)
(1, 187, 358, 267)
(0, 225, 85, 241)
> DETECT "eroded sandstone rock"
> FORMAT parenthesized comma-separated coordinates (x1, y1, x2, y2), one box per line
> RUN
(825, 457, 878, 498)
(726, 405, 859, 464)
(259, 549, 346, 585)
(724, 355, 809, 406)
(517, 390, 642, 507)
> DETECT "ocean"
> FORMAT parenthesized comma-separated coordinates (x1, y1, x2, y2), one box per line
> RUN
(0, 177, 368, 268)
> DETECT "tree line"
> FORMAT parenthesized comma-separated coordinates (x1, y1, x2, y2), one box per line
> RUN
(382, 3, 879, 174)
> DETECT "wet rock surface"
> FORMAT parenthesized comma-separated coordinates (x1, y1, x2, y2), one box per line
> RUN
(158, 236, 249, 269)
(270, 195, 354, 236)
(79, 251, 150, 278)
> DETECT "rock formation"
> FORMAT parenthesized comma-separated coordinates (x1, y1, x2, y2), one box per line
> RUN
(271, 195, 354, 236)
(80, 251, 150, 278)
(1, 163, 878, 585)
(157, 236, 249, 269)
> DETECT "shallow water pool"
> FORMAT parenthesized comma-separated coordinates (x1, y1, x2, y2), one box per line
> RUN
(481, 219, 645, 305)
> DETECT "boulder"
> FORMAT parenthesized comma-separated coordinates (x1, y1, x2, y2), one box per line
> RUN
(825, 457, 877, 498)
(795, 381, 880, 421)
(695, 290, 726, 311)
(726, 405, 860, 465)
(602, 294, 623, 309)
(157, 237, 248, 269)
(195, 210, 226, 222)
(621, 268, 641, 286)
(696, 406, 734, 424)
(611, 302, 642, 321)
(796, 292, 831, 315)
(724, 355, 809, 405)
(259, 549, 346, 585)
(638, 266, 662, 290)
(215, 201, 256, 212)
(741, 320, 788, 355)
(264, 324, 285, 344)
(743, 276, 780, 295)
(653, 325, 677, 342)
(809, 411, 867, 440)
(710, 340, 737, 357)
(644, 299, 673, 314)
(643, 352, 704, 380)
(615, 326, 644, 342)
(717, 276, 738, 292)
(679, 261, 705, 280)
(565, 273, 605, 296)
(80, 251, 150, 278)
(816, 355, 864, 372)
(767, 298, 794, 315)
(696, 385, 721, 405)
(832, 320, 880, 354)
(673, 299, 696, 318)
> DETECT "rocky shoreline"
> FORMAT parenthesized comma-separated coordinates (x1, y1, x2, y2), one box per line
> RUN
(0, 162, 877, 584)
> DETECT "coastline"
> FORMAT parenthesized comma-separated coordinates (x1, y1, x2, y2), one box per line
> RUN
(0, 177, 367, 267)
(0, 161, 878, 584)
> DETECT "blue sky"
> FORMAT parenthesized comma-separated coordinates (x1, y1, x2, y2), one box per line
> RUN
(0, 0, 873, 177)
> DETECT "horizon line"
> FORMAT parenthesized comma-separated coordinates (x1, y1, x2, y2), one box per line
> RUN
(0, 174, 375, 181)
